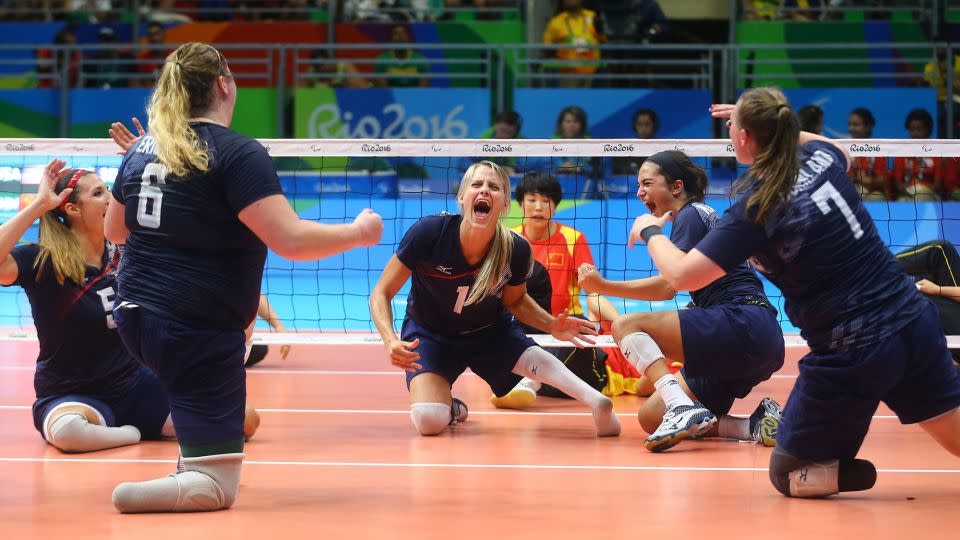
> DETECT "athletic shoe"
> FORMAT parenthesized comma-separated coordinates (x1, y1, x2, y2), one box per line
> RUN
(176, 453, 184, 474)
(244, 344, 269, 368)
(450, 397, 468, 425)
(749, 397, 782, 447)
(489, 385, 537, 410)
(644, 403, 716, 452)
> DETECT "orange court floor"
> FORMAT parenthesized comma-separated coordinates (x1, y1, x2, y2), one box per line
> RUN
(0, 341, 956, 540)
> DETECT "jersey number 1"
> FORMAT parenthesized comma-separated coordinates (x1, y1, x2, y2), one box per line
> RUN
(137, 162, 167, 229)
(811, 181, 864, 239)
(453, 285, 468, 314)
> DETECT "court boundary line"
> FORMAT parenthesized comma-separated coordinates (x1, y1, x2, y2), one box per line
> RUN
(0, 405, 901, 420)
(0, 456, 954, 473)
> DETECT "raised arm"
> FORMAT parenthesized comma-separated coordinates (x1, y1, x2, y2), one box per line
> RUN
(239, 198, 382, 261)
(626, 213, 727, 292)
(0, 159, 70, 285)
(578, 262, 676, 301)
(369, 254, 421, 371)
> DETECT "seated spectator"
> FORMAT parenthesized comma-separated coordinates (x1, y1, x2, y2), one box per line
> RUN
(612, 108, 658, 176)
(895, 240, 960, 367)
(83, 26, 134, 89)
(892, 108, 942, 201)
(37, 26, 81, 88)
(631, 0, 669, 44)
(477, 110, 523, 174)
(138, 0, 193, 23)
(374, 25, 429, 88)
(552, 105, 593, 176)
(136, 22, 169, 88)
(542, 0, 604, 88)
(797, 104, 823, 134)
(302, 49, 370, 89)
(847, 107, 890, 201)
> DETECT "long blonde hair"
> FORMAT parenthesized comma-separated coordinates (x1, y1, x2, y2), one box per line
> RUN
(35, 169, 90, 285)
(458, 161, 519, 307)
(147, 42, 230, 178)
(731, 87, 800, 224)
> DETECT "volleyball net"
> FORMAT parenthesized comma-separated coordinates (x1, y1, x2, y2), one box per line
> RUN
(1, 138, 957, 348)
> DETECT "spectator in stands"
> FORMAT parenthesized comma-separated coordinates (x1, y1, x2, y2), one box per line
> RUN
(631, 0, 668, 44)
(893, 108, 943, 201)
(345, 0, 434, 22)
(84, 26, 134, 89)
(136, 22, 169, 88)
(37, 26, 81, 88)
(848, 107, 890, 201)
(612, 108, 659, 177)
(923, 47, 960, 138)
(797, 104, 823, 135)
(138, 0, 193, 23)
(67, 0, 115, 23)
(477, 110, 523, 174)
(542, 0, 604, 88)
(374, 25, 429, 88)
(552, 105, 592, 176)
(302, 49, 370, 89)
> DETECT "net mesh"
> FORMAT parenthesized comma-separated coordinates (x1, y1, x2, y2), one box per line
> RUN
(1, 138, 958, 347)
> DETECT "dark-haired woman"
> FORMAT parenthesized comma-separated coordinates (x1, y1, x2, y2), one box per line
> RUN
(629, 88, 958, 498)
(578, 150, 784, 453)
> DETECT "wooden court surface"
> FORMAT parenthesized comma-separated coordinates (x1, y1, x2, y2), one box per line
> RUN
(0, 341, 956, 539)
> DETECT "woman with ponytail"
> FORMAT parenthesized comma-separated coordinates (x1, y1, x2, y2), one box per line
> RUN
(0, 160, 172, 455)
(369, 160, 620, 438)
(104, 42, 382, 514)
(628, 87, 959, 499)
(578, 150, 785, 453)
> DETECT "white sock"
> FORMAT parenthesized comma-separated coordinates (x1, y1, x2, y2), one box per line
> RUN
(718, 415, 750, 440)
(513, 346, 620, 436)
(654, 374, 694, 410)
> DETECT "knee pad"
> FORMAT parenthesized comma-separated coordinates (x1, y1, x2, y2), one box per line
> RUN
(769, 446, 877, 498)
(113, 453, 245, 513)
(618, 332, 664, 374)
(410, 403, 451, 436)
(244, 344, 269, 368)
(45, 404, 140, 453)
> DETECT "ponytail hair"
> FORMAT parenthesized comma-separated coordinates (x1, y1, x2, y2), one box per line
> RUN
(644, 150, 708, 203)
(147, 42, 230, 178)
(456, 160, 517, 307)
(732, 87, 800, 224)
(35, 169, 89, 285)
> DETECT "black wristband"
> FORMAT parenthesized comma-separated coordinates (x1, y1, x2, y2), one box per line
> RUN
(640, 225, 665, 243)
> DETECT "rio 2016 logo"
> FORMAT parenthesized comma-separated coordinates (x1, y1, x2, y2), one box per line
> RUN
(309, 103, 469, 139)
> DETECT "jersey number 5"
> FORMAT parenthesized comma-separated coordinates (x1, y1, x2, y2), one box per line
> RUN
(137, 162, 167, 229)
(811, 181, 864, 239)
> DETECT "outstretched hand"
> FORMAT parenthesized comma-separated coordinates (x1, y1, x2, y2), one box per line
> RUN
(109, 117, 145, 155)
(628, 212, 672, 249)
(709, 103, 735, 119)
(549, 312, 598, 348)
(35, 159, 71, 213)
(354, 208, 384, 247)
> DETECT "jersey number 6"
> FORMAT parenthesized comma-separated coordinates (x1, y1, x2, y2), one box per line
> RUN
(137, 162, 167, 229)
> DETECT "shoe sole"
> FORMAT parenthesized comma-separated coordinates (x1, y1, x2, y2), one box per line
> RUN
(644, 415, 717, 453)
(754, 416, 779, 447)
(489, 388, 536, 410)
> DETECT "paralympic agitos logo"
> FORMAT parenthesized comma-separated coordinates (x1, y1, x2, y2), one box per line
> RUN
(603, 144, 634, 152)
(360, 143, 391, 152)
(482, 144, 513, 152)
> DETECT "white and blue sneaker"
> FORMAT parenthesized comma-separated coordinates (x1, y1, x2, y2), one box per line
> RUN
(749, 397, 782, 447)
(450, 397, 468, 425)
(644, 403, 716, 452)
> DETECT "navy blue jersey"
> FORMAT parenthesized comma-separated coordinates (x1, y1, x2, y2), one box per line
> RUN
(5, 243, 139, 398)
(396, 213, 534, 336)
(111, 122, 283, 330)
(670, 200, 770, 309)
(697, 141, 926, 352)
